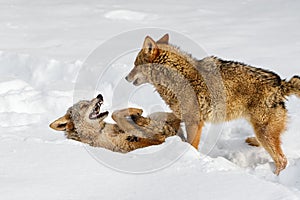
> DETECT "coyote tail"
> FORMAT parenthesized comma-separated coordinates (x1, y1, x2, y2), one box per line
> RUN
(283, 75, 300, 98)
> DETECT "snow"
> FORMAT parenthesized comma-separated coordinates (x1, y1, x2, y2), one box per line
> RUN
(1, 0, 300, 199)
(104, 10, 150, 21)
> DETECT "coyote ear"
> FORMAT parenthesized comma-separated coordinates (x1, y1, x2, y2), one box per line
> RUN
(49, 114, 70, 131)
(157, 34, 169, 44)
(143, 36, 159, 59)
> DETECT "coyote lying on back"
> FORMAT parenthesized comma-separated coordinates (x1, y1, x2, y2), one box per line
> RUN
(49, 94, 181, 153)
(126, 34, 300, 174)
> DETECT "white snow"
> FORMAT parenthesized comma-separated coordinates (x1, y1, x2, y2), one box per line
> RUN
(1, 0, 300, 199)
(104, 10, 150, 21)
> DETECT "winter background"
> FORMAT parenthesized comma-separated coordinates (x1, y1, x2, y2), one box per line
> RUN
(1, 0, 300, 199)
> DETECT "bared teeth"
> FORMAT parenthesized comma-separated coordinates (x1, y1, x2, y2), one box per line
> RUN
(92, 102, 102, 114)
(89, 100, 106, 120)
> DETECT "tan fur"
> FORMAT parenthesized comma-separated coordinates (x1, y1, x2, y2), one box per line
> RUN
(126, 34, 300, 174)
(49, 96, 182, 153)
(245, 137, 260, 147)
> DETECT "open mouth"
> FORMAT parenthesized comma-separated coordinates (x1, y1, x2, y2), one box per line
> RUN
(89, 98, 109, 120)
(133, 78, 142, 86)
(133, 79, 139, 86)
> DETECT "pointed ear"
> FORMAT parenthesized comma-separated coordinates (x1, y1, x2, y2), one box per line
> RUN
(142, 36, 159, 59)
(157, 34, 169, 44)
(49, 114, 70, 131)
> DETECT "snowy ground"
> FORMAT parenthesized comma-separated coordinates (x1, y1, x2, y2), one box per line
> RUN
(1, 0, 300, 199)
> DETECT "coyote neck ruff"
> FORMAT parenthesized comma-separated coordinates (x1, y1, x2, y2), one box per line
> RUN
(126, 34, 300, 175)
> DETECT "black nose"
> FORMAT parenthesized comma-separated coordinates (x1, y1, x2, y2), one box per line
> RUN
(96, 94, 103, 101)
(125, 76, 129, 81)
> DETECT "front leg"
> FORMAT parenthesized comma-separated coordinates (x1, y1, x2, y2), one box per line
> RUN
(112, 108, 147, 135)
(113, 108, 180, 142)
(112, 108, 143, 119)
(186, 121, 204, 150)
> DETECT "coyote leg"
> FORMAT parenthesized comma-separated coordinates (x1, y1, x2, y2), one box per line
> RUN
(250, 109, 288, 175)
(245, 137, 260, 147)
(112, 108, 161, 140)
(186, 122, 204, 150)
(112, 108, 144, 133)
(112, 108, 143, 120)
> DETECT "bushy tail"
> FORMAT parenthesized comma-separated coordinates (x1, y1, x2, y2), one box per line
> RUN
(283, 76, 300, 98)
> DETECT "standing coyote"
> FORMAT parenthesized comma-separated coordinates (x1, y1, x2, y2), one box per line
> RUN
(126, 34, 300, 174)
(49, 94, 181, 153)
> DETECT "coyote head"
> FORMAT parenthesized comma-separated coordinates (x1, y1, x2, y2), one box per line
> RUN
(125, 34, 169, 86)
(49, 94, 109, 141)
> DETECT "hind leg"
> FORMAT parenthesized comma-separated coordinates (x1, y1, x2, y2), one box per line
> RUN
(250, 108, 288, 175)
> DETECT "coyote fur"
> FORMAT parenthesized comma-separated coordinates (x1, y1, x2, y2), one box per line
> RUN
(126, 34, 300, 174)
(49, 94, 181, 153)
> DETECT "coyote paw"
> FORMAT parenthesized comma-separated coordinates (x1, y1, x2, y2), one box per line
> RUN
(274, 156, 287, 175)
(245, 137, 260, 147)
(126, 135, 139, 142)
(127, 108, 143, 116)
(112, 108, 143, 121)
